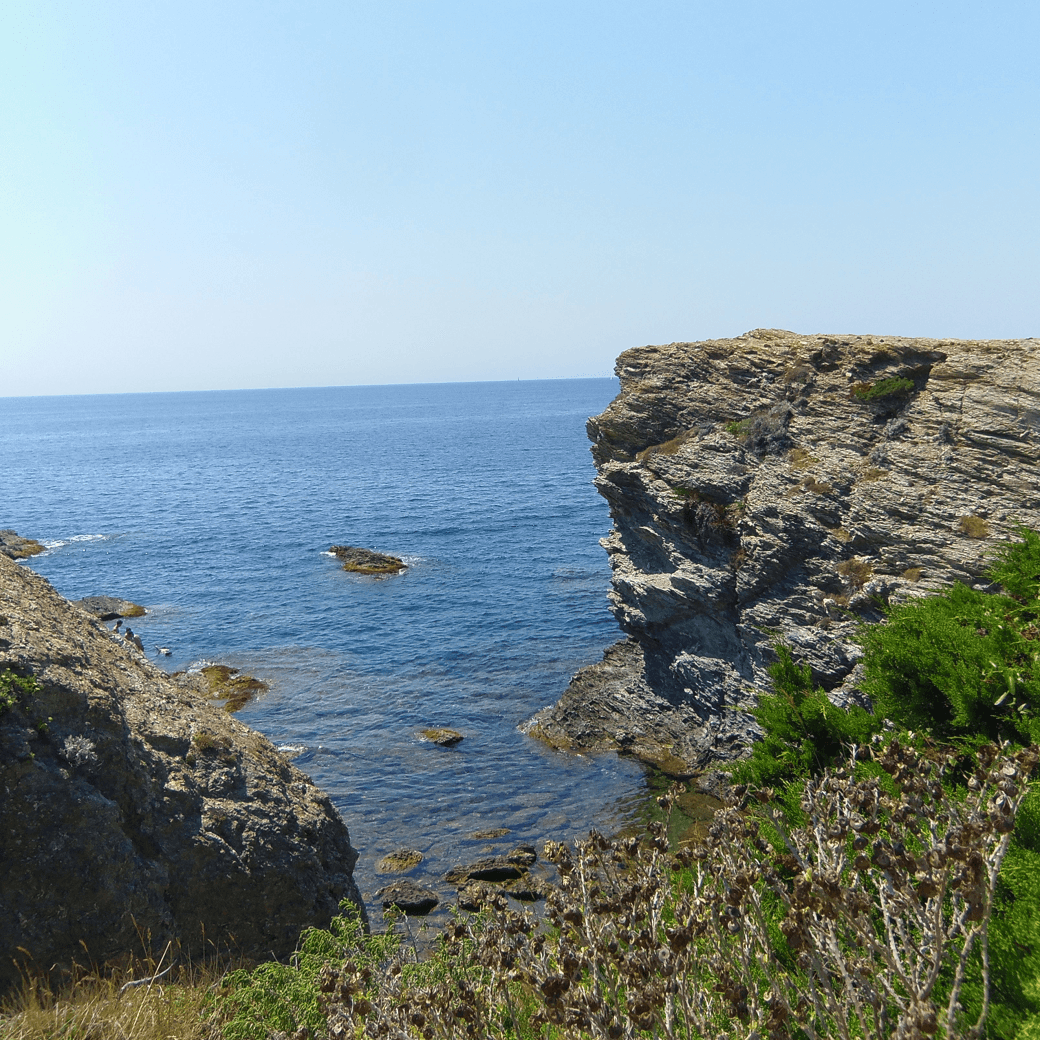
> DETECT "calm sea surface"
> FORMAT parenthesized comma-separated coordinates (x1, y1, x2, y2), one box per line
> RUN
(0, 379, 646, 918)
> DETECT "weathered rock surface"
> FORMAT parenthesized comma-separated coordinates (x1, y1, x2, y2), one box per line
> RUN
(73, 595, 146, 620)
(528, 330, 1040, 774)
(329, 546, 406, 574)
(444, 856, 524, 885)
(421, 727, 464, 747)
(376, 849, 424, 873)
(377, 879, 439, 915)
(0, 553, 364, 992)
(0, 530, 45, 560)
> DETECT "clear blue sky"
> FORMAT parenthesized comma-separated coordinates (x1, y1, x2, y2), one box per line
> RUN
(2, 1, 1037, 395)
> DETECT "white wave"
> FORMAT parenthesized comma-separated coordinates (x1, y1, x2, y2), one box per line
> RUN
(42, 533, 109, 550)
(277, 744, 308, 756)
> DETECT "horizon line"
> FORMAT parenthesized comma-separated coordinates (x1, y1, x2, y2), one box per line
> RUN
(0, 373, 620, 403)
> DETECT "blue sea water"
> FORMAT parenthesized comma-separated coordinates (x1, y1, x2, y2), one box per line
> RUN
(0, 378, 645, 918)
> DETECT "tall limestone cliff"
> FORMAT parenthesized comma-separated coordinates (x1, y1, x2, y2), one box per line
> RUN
(0, 552, 363, 991)
(528, 330, 1040, 776)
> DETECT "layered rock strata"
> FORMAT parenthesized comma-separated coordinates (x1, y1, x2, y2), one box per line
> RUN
(528, 330, 1040, 775)
(0, 553, 363, 991)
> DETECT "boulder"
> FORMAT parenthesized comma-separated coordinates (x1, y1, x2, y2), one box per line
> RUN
(329, 546, 406, 575)
(0, 553, 363, 993)
(377, 880, 439, 915)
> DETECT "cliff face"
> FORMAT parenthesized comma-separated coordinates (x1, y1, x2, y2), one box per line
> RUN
(528, 330, 1040, 776)
(0, 554, 363, 990)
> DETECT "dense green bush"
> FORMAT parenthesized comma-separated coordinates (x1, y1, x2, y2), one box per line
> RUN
(730, 645, 877, 791)
(215, 906, 399, 1040)
(861, 530, 1040, 745)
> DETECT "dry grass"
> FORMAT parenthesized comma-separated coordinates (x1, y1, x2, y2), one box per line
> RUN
(788, 447, 818, 470)
(637, 429, 694, 462)
(0, 954, 221, 1040)
(802, 475, 834, 496)
(838, 557, 874, 588)
(958, 515, 991, 539)
(903, 566, 925, 582)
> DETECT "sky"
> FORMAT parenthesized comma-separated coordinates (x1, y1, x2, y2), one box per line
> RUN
(1, 1, 1038, 396)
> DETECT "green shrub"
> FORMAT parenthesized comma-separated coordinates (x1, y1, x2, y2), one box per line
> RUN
(731, 645, 878, 792)
(853, 375, 914, 401)
(0, 668, 40, 716)
(214, 904, 398, 1040)
(860, 581, 1040, 744)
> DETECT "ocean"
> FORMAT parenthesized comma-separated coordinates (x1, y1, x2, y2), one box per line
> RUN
(0, 378, 646, 919)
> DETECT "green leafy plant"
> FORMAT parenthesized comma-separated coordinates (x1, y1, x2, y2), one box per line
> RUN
(215, 904, 397, 1040)
(731, 646, 878, 793)
(852, 375, 914, 401)
(0, 668, 40, 716)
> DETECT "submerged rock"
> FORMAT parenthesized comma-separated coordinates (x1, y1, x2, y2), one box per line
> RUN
(420, 727, 464, 747)
(198, 664, 269, 713)
(376, 849, 424, 873)
(329, 546, 406, 575)
(377, 879, 439, 915)
(444, 856, 524, 885)
(0, 553, 363, 993)
(468, 827, 511, 840)
(528, 331, 1040, 774)
(73, 595, 146, 620)
(0, 530, 45, 560)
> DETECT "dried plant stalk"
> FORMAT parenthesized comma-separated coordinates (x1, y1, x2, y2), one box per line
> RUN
(317, 739, 1036, 1040)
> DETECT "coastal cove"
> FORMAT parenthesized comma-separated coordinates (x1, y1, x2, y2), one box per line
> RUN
(0, 378, 647, 922)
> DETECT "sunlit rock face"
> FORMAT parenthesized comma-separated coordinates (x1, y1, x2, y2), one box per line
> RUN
(528, 330, 1040, 775)
(0, 553, 364, 992)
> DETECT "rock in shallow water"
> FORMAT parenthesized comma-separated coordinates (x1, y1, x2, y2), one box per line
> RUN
(376, 849, 424, 873)
(444, 856, 523, 885)
(0, 553, 364, 993)
(73, 595, 146, 620)
(377, 879, 439, 915)
(421, 727, 464, 747)
(329, 545, 406, 574)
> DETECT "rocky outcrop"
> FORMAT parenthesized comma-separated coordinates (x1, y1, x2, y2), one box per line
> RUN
(73, 595, 146, 620)
(528, 330, 1040, 774)
(0, 530, 45, 560)
(0, 553, 363, 991)
(329, 546, 406, 574)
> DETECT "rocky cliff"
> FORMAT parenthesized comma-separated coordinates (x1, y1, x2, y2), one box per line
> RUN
(528, 330, 1040, 776)
(0, 553, 363, 991)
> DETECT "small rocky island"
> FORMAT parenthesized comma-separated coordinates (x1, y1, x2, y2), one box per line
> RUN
(0, 551, 364, 992)
(330, 545, 407, 574)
